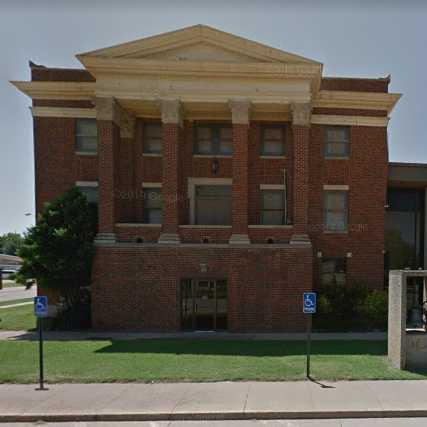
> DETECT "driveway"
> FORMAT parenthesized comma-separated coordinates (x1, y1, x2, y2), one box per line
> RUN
(0, 285, 36, 303)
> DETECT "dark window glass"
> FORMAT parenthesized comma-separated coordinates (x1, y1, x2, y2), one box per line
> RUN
(77, 186, 98, 204)
(324, 191, 348, 232)
(143, 124, 162, 154)
(260, 190, 286, 225)
(325, 126, 350, 158)
(143, 188, 162, 224)
(194, 125, 233, 155)
(76, 119, 97, 153)
(385, 188, 425, 269)
(195, 185, 231, 225)
(261, 126, 285, 156)
(321, 258, 347, 286)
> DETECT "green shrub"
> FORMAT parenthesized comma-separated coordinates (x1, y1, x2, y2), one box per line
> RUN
(357, 290, 388, 330)
(314, 283, 387, 332)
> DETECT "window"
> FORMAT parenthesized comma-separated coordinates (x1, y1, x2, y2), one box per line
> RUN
(260, 190, 286, 225)
(195, 185, 231, 225)
(321, 258, 347, 286)
(261, 126, 285, 156)
(76, 183, 98, 204)
(194, 125, 232, 155)
(325, 126, 350, 158)
(143, 188, 162, 224)
(143, 123, 162, 154)
(76, 119, 97, 153)
(324, 191, 348, 232)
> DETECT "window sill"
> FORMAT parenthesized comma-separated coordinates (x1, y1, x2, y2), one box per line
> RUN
(115, 223, 161, 228)
(248, 224, 293, 229)
(179, 225, 232, 229)
(193, 154, 232, 158)
(324, 156, 349, 160)
(259, 155, 287, 159)
(75, 151, 98, 156)
(323, 230, 348, 234)
(143, 153, 162, 157)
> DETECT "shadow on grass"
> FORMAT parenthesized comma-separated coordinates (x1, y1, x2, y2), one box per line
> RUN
(95, 339, 388, 357)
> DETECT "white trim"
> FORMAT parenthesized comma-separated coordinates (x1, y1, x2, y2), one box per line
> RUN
(142, 182, 162, 188)
(248, 224, 293, 229)
(115, 223, 161, 228)
(193, 154, 232, 159)
(142, 153, 162, 157)
(76, 181, 98, 187)
(259, 155, 287, 160)
(260, 184, 285, 190)
(32, 106, 96, 118)
(187, 177, 232, 225)
(75, 151, 98, 157)
(179, 225, 232, 229)
(323, 184, 349, 191)
(311, 114, 389, 127)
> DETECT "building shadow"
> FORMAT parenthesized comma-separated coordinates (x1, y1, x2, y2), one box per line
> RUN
(94, 339, 387, 357)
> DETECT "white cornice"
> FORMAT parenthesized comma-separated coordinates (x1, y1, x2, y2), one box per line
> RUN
(31, 106, 96, 118)
(314, 90, 401, 113)
(77, 56, 322, 79)
(11, 81, 95, 100)
(311, 114, 389, 127)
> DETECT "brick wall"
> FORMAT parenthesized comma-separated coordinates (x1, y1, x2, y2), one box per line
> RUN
(308, 124, 388, 289)
(34, 113, 388, 291)
(92, 244, 313, 332)
(33, 117, 98, 212)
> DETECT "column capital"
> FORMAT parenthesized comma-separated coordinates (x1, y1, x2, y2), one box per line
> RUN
(95, 97, 121, 126)
(120, 111, 136, 139)
(161, 99, 183, 127)
(96, 97, 135, 138)
(291, 102, 312, 127)
(229, 99, 251, 125)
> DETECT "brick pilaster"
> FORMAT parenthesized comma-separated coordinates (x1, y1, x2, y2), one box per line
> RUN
(96, 119, 119, 243)
(229, 100, 251, 244)
(133, 121, 144, 222)
(158, 100, 182, 244)
(291, 103, 311, 244)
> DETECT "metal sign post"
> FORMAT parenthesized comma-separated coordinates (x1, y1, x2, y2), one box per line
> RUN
(34, 296, 48, 391)
(303, 292, 317, 379)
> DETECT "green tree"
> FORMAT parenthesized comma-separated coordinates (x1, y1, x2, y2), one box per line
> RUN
(0, 232, 24, 255)
(17, 188, 98, 305)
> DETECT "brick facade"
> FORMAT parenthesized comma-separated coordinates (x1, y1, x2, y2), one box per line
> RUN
(92, 245, 312, 332)
(22, 28, 398, 332)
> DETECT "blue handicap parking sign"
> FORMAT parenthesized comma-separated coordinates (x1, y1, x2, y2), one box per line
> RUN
(303, 292, 317, 314)
(34, 296, 49, 318)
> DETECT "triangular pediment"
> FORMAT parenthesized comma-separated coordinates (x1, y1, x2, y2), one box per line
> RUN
(77, 24, 320, 65)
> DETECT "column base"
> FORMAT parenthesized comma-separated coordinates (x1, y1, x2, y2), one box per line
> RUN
(94, 233, 116, 245)
(290, 234, 311, 245)
(229, 233, 251, 245)
(158, 233, 181, 244)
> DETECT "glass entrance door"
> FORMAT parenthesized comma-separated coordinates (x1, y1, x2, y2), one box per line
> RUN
(180, 279, 228, 330)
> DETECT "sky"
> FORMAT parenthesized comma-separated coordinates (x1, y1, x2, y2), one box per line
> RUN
(1, 0, 426, 235)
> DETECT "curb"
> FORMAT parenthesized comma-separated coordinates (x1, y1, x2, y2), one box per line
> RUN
(2, 410, 427, 422)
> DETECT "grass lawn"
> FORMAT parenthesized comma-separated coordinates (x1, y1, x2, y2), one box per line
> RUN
(0, 300, 35, 331)
(0, 339, 426, 383)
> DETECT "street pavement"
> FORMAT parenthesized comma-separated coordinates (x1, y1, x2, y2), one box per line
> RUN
(2, 381, 427, 423)
(2, 419, 427, 426)
(0, 284, 36, 302)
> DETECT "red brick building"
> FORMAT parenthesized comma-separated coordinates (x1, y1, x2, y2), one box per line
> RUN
(13, 25, 401, 331)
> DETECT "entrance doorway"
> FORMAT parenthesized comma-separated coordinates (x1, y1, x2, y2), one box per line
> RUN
(181, 279, 227, 330)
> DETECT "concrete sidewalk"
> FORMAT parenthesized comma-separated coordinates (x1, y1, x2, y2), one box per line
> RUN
(1, 380, 427, 423)
(0, 329, 387, 341)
